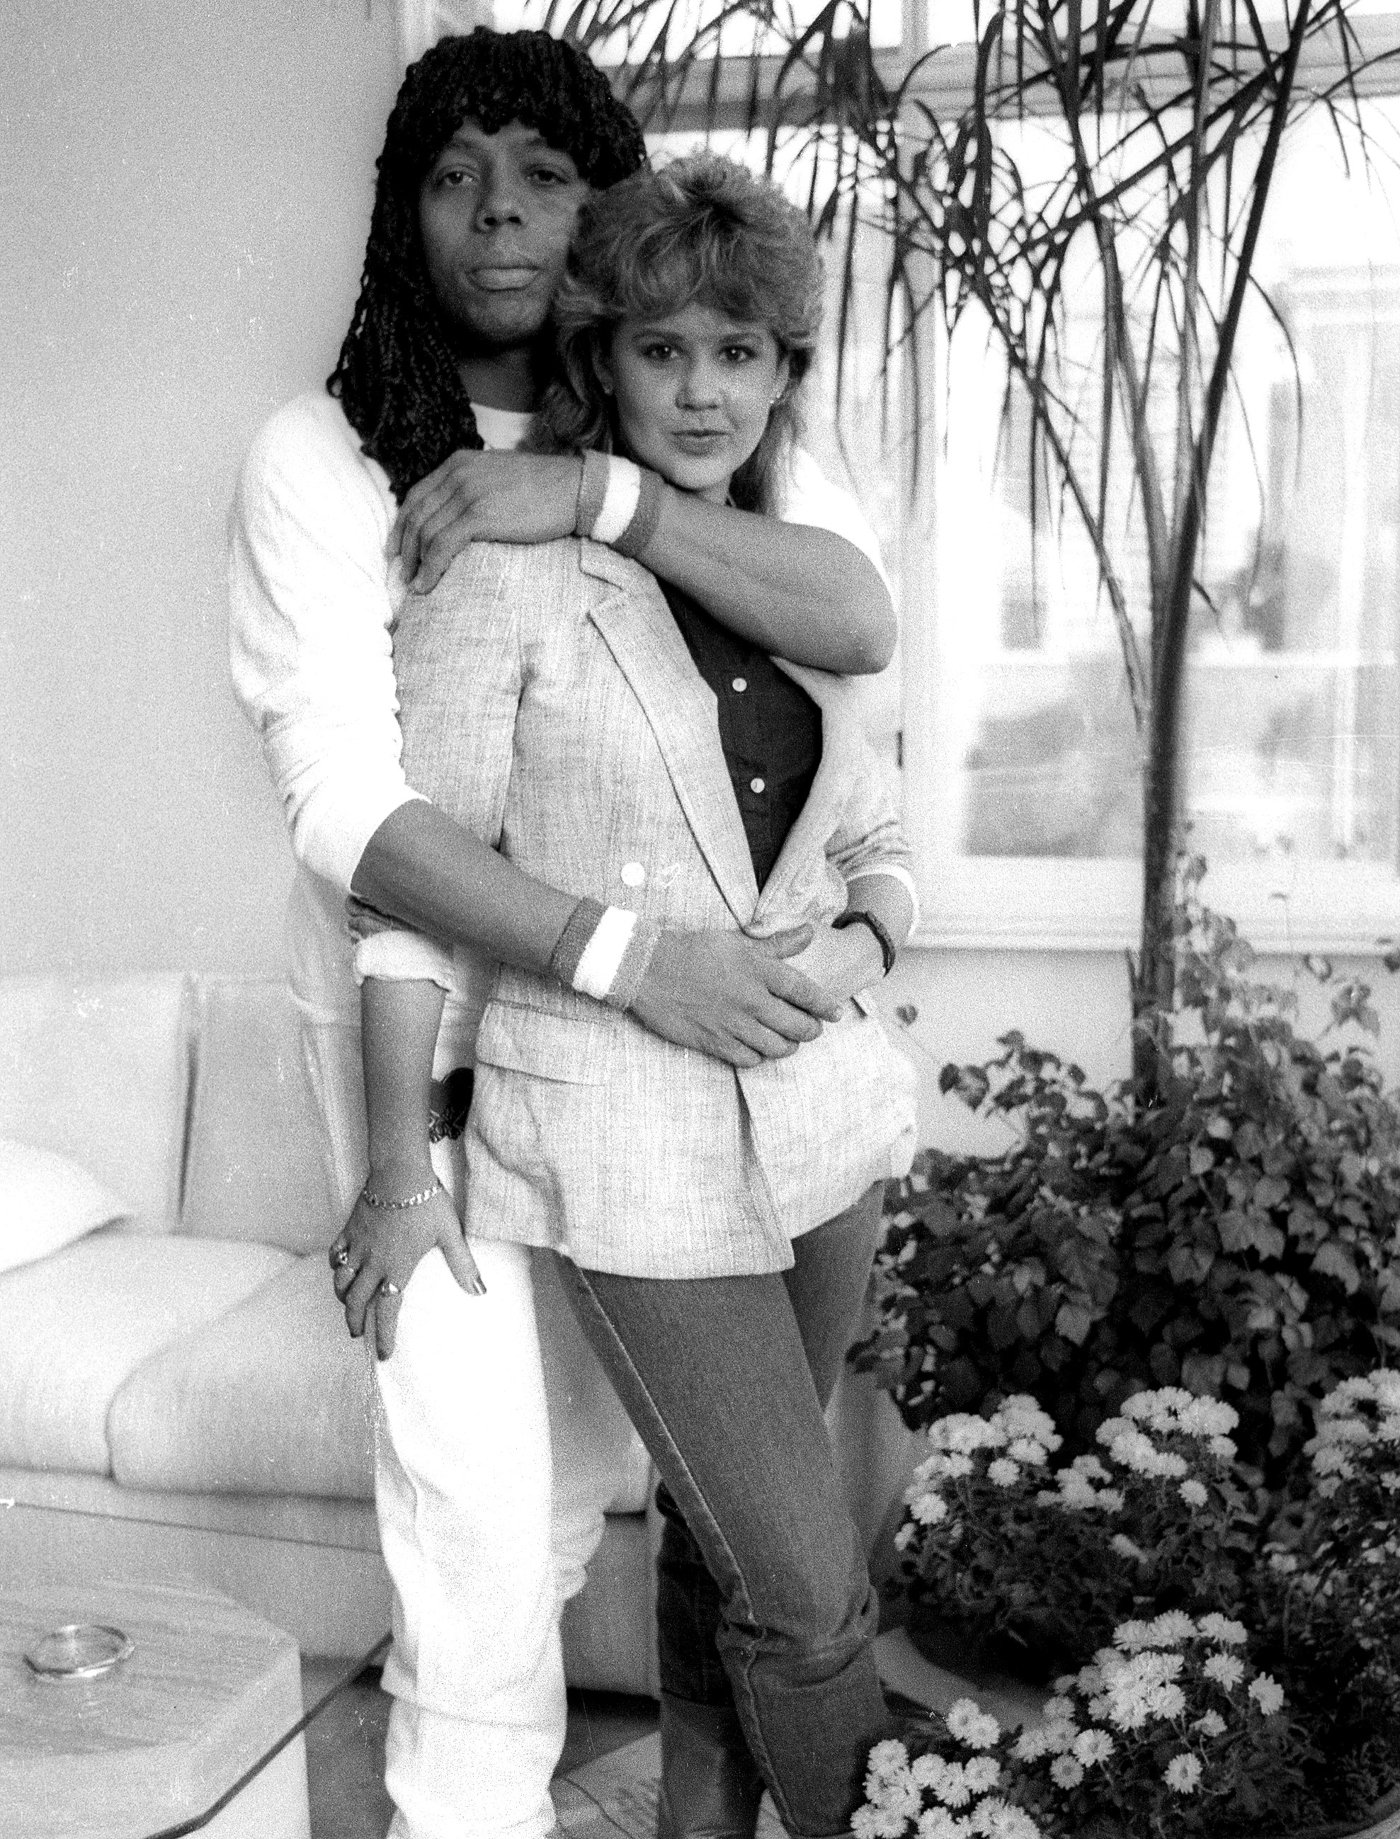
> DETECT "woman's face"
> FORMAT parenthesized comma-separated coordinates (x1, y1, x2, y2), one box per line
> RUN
(598, 300, 789, 502)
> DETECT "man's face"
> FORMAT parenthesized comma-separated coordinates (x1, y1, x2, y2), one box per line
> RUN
(418, 118, 589, 353)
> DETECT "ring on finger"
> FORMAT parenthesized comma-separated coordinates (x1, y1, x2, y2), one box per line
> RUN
(378, 1278, 402, 1298)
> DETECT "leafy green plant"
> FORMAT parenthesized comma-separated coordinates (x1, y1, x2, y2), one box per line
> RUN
(853, 859, 1400, 1494)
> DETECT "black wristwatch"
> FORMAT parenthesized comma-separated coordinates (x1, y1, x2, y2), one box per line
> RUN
(831, 908, 897, 977)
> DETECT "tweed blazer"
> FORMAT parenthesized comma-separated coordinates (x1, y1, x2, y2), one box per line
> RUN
(392, 536, 917, 1279)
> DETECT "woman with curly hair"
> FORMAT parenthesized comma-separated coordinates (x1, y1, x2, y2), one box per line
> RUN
(345, 152, 919, 1839)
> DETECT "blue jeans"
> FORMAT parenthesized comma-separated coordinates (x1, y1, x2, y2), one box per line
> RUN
(558, 1185, 890, 1838)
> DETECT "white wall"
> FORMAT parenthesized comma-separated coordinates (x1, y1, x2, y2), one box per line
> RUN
(2, 0, 401, 977)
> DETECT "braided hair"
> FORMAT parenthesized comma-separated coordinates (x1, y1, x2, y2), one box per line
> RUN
(329, 29, 646, 501)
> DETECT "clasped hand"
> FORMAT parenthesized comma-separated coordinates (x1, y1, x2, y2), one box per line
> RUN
(392, 450, 581, 592)
(630, 925, 847, 1068)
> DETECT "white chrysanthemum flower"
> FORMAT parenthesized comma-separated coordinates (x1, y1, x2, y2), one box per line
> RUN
(1052, 1676, 1077, 1695)
(1072, 1729, 1114, 1766)
(895, 1522, 920, 1552)
(868, 1805, 914, 1838)
(933, 1415, 1010, 1455)
(1194, 1710, 1227, 1737)
(1146, 1611, 1196, 1647)
(1012, 1729, 1050, 1763)
(1179, 1478, 1209, 1507)
(910, 1493, 950, 1526)
(867, 1739, 912, 1787)
(1097, 1650, 1186, 1729)
(946, 1700, 1001, 1751)
(1147, 1683, 1187, 1720)
(1197, 1614, 1247, 1646)
(911, 1755, 949, 1791)
(916, 1808, 967, 1839)
(1113, 1620, 1154, 1652)
(1099, 1424, 1189, 1479)
(1209, 1434, 1236, 1460)
(1072, 1454, 1112, 1482)
(999, 1395, 1059, 1436)
(1311, 1445, 1355, 1477)
(1007, 1438, 1049, 1465)
(1248, 1674, 1285, 1716)
(1178, 1396, 1239, 1437)
(1052, 1476, 1098, 1511)
(987, 1459, 1021, 1488)
(1041, 1697, 1075, 1723)
(970, 1799, 1043, 1839)
(852, 1806, 883, 1839)
(1096, 1488, 1126, 1512)
(944, 1453, 976, 1479)
(934, 1761, 973, 1808)
(1165, 1753, 1203, 1794)
(1041, 1719, 1078, 1755)
(963, 1756, 1001, 1794)
(1049, 1755, 1085, 1788)
(1203, 1652, 1245, 1689)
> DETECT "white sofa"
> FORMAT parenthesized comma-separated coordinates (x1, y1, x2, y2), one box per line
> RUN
(0, 972, 660, 1684)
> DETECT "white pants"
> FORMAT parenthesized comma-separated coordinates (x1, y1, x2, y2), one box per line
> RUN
(303, 1017, 635, 1839)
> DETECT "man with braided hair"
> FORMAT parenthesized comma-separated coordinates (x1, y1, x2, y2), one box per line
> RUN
(230, 27, 897, 1839)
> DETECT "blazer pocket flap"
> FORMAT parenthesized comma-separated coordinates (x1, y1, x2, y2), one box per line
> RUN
(474, 1000, 610, 1085)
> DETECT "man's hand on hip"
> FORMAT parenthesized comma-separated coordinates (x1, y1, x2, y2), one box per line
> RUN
(627, 927, 844, 1068)
(392, 451, 583, 591)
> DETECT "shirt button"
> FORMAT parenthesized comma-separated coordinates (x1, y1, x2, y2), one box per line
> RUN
(732, 677, 748, 693)
(749, 777, 766, 795)
(620, 861, 646, 887)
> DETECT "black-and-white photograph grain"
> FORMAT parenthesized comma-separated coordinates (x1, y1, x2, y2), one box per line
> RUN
(5, 3, 1400, 1836)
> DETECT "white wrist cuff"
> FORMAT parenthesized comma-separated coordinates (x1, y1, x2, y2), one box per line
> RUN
(573, 906, 638, 1000)
(855, 864, 921, 934)
(353, 928, 455, 992)
(590, 458, 643, 547)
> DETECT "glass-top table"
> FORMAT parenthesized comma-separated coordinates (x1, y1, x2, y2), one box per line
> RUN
(0, 1578, 386, 1839)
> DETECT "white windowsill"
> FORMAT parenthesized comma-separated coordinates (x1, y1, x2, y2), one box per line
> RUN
(908, 855, 1400, 956)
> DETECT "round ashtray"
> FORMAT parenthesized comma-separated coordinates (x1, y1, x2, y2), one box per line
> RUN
(24, 1623, 135, 1682)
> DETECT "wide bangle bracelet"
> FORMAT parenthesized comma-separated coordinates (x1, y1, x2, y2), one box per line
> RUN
(361, 1179, 443, 1212)
(573, 451, 610, 538)
(832, 908, 897, 977)
(611, 467, 664, 560)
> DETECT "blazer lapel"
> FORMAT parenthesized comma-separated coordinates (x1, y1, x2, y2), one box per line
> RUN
(579, 544, 758, 925)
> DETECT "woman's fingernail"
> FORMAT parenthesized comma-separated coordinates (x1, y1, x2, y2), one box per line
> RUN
(469, 1277, 487, 1295)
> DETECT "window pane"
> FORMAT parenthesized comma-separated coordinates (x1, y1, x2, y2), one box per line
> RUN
(924, 100, 1400, 874)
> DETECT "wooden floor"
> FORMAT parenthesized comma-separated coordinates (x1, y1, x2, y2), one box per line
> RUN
(300, 1661, 658, 1839)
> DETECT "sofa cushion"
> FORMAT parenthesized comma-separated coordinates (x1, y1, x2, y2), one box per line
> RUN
(0, 1138, 131, 1275)
(0, 1233, 293, 1475)
(108, 1252, 657, 1514)
(108, 1253, 376, 1499)
(0, 974, 190, 1232)
(180, 980, 341, 1255)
